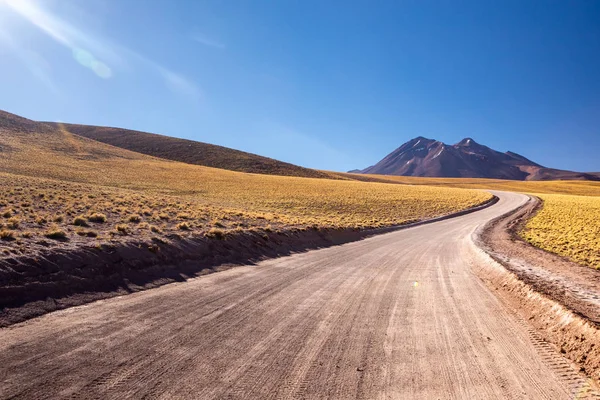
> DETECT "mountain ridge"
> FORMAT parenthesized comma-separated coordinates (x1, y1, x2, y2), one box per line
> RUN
(356, 136, 599, 181)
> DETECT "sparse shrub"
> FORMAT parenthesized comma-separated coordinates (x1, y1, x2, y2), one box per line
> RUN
(150, 225, 161, 233)
(212, 220, 225, 228)
(88, 213, 107, 223)
(128, 214, 142, 223)
(53, 215, 64, 223)
(21, 231, 33, 238)
(73, 215, 89, 227)
(206, 227, 224, 239)
(2, 209, 12, 218)
(115, 224, 129, 235)
(177, 222, 191, 230)
(142, 209, 152, 216)
(176, 213, 190, 220)
(0, 230, 16, 241)
(45, 227, 67, 240)
(158, 214, 169, 221)
(7, 217, 19, 229)
(77, 229, 98, 238)
(35, 216, 47, 225)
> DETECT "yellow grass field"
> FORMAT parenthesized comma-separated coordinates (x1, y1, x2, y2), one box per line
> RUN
(0, 122, 491, 254)
(332, 173, 600, 196)
(0, 171, 491, 255)
(520, 194, 600, 269)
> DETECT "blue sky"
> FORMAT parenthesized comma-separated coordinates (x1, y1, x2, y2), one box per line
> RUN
(0, 0, 599, 172)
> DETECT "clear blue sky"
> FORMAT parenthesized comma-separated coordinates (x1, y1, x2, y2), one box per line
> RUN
(1, 0, 599, 172)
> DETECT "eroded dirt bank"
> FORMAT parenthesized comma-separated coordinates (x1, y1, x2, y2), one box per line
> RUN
(474, 194, 600, 383)
(0, 196, 497, 327)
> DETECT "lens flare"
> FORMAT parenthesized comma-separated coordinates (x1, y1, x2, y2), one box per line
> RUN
(73, 48, 112, 79)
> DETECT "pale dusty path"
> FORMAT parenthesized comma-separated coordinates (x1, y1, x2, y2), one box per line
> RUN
(0, 192, 583, 399)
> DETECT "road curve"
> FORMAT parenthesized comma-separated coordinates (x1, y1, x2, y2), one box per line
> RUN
(0, 192, 583, 399)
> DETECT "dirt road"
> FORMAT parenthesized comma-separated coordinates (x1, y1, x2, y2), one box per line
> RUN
(0, 192, 591, 399)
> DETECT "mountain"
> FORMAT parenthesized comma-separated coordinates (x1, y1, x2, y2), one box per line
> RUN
(357, 136, 599, 181)
(44, 122, 330, 179)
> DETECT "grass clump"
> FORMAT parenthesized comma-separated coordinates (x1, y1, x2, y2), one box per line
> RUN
(128, 214, 142, 223)
(177, 222, 190, 230)
(73, 215, 89, 227)
(6, 217, 19, 229)
(45, 227, 67, 240)
(0, 230, 16, 241)
(206, 227, 225, 239)
(88, 213, 107, 223)
(77, 229, 98, 238)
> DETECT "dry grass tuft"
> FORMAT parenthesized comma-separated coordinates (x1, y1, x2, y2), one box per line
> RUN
(206, 227, 224, 239)
(6, 217, 19, 230)
(45, 227, 67, 240)
(177, 222, 191, 231)
(73, 215, 88, 227)
(128, 214, 142, 223)
(88, 213, 107, 223)
(115, 224, 129, 235)
(0, 230, 16, 241)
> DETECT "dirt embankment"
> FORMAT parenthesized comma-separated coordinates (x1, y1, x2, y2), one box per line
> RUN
(475, 196, 600, 383)
(0, 196, 498, 327)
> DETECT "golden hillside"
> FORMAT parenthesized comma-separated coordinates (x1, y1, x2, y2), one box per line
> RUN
(45, 121, 332, 179)
(0, 110, 491, 255)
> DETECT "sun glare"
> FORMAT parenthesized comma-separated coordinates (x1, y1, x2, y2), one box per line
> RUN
(1, 0, 112, 79)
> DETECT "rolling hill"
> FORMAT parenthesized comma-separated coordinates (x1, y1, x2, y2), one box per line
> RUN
(357, 136, 599, 181)
(44, 122, 330, 179)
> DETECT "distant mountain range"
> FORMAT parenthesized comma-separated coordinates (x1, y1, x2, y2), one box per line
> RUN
(354, 137, 599, 181)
